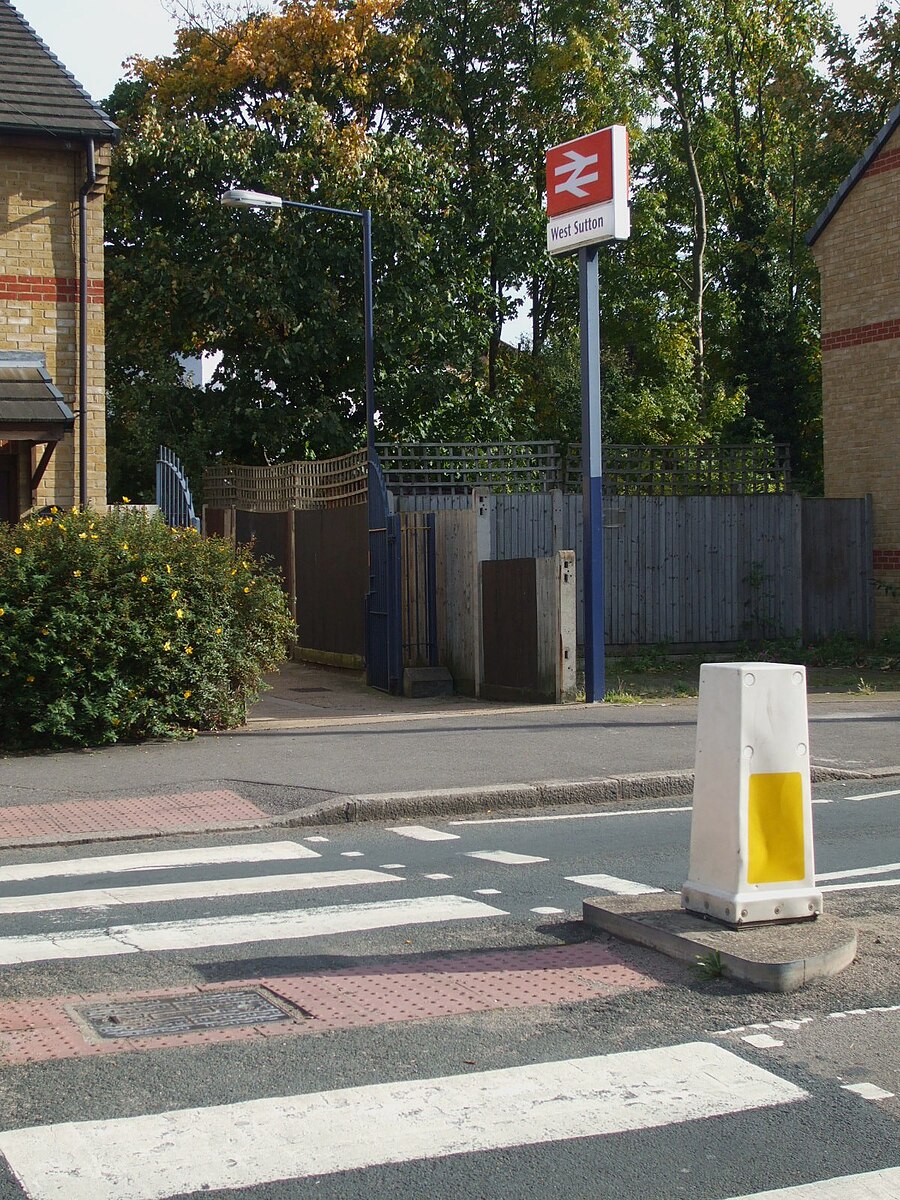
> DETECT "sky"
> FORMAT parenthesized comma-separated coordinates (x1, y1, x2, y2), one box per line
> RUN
(12, 0, 881, 106)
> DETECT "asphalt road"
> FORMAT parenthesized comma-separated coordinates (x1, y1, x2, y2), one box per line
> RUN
(0, 779, 897, 1199)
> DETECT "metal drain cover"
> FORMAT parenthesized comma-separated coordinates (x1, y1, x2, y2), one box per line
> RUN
(76, 989, 293, 1039)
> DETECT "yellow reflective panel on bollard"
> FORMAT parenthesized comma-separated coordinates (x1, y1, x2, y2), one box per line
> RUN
(681, 663, 823, 926)
(747, 773, 805, 884)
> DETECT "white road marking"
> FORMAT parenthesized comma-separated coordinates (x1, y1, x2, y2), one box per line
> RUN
(820, 878, 900, 894)
(0, 1042, 806, 1200)
(474, 888, 502, 895)
(424, 873, 452, 880)
(742, 1034, 784, 1048)
(817, 861, 900, 881)
(531, 906, 566, 915)
(840, 1082, 895, 1100)
(845, 788, 900, 801)
(450, 804, 690, 825)
(379, 864, 405, 870)
(303, 836, 330, 842)
(0, 894, 506, 965)
(566, 873, 663, 895)
(0, 841, 318, 884)
(722, 1168, 900, 1198)
(340, 851, 365, 857)
(465, 850, 548, 865)
(386, 825, 460, 841)
(0, 869, 404, 915)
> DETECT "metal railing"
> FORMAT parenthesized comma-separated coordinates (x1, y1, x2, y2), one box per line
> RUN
(156, 446, 200, 529)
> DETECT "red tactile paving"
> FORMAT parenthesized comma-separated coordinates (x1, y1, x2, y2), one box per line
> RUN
(0, 942, 660, 1064)
(0, 790, 267, 844)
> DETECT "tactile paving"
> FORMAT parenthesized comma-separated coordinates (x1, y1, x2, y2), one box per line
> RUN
(0, 942, 659, 1064)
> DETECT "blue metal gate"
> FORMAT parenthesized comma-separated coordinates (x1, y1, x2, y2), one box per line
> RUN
(156, 446, 200, 530)
(366, 452, 403, 693)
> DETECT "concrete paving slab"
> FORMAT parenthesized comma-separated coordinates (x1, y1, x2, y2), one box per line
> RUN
(582, 892, 857, 992)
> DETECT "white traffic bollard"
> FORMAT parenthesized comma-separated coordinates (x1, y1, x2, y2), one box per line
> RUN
(682, 662, 823, 926)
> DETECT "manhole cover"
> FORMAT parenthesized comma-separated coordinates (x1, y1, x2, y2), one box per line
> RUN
(291, 687, 330, 694)
(76, 989, 295, 1039)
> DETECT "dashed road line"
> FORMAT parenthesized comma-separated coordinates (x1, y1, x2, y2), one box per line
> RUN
(840, 1082, 895, 1101)
(387, 825, 460, 842)
(465, 850, 549, 865)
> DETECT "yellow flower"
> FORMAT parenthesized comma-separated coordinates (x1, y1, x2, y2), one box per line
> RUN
(184, 645, 193, 655)
(140, 575, 149, 583)
(90, 534, 98, 540)
(243, 586, 250, 594)
(13, 547, 22, 555)
(73, 570, 81, 577)
(163, 640, 171, 651)
(214, 626, 222, 635)
(78, 532, 87, 540)
(122, 496, 130, 503)
(230, 569, 237, 576)
(170, 590, 178, 600)
(111, 717, 120, 726)
(176, 608, 184, 619)
(121, 542, 129, 550)
(40, 628, 49, 636)
(242, 561, 249, 569)
(50, 506, 58, 514)
(0, 608, 5, 617)
(57, 524, 66, 532)
(22, 522, 31, 530)
(166, 564, 172, 574)
(25, 675, 34, 683)
(183, 689, 192, 699)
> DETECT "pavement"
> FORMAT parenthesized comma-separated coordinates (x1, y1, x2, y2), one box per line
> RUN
(0, 658, 898, 849)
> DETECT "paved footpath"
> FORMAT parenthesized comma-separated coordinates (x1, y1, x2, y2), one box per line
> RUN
(0, 661, 898, 848)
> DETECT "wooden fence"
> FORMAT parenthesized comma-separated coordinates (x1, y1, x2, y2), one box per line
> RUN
(401, 492, 873, 648)
(204, 450, 367, 512)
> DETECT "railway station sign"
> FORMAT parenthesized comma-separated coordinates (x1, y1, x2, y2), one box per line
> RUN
(545, 126, 630, 255)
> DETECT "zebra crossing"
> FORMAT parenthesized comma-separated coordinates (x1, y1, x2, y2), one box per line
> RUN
(0, 828, 897, 1200)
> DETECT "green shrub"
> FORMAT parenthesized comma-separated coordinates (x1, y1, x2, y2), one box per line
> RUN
(0, 507, 294, 750)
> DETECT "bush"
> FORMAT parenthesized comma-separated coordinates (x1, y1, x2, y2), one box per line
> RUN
(0, 507, 294, 750)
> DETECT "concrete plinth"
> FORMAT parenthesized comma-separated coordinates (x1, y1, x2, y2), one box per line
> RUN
(583, 892, 857, 993)
(403, 666, 454, 698)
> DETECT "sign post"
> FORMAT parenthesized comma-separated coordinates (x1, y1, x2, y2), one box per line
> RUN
(545, 125, 629, 703)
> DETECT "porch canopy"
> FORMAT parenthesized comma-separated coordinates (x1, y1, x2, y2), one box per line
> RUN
(0, 360, 74, 442)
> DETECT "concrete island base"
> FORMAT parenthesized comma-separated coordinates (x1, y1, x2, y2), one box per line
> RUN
(582, 893, 857, 993)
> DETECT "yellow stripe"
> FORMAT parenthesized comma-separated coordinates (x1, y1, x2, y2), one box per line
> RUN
(747, 773, 805, 884)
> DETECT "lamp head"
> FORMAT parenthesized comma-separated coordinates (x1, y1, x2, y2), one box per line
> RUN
(220, 188, 283, 209)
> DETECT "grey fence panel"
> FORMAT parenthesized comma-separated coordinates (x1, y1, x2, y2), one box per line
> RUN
(802, 497, 874, 641)
(396, 491, 868, 647)
(396, 494, 473, 514)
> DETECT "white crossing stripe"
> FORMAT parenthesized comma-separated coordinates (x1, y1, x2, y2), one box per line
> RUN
(816, 861, 900, 881)
(845, 788, 900, 801)
(0, 894, 506, 965)
(723, 1168, 900, 1198)
(0, 868, 404, 915)
(0, 841, 318, 884)
(820, 878, 900, 894)
(566, 873, 663, 895)
(386, 825, 460, 841)
(466, 850, 548, 865)
(0, 1042, 806, 1200)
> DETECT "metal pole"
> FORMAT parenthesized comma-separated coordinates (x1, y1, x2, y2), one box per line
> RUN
(362, 208, 375, 463)
(580, 244, 605, 703)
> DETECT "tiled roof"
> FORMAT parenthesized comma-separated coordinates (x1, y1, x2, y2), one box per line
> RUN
(807, 101, 900, 246)
(0, 360, 74, 439)
(0, 0, 119, 141)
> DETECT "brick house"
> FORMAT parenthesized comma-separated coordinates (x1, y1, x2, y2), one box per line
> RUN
(807, 102, 900, 635)
(0, 0, 118, 522)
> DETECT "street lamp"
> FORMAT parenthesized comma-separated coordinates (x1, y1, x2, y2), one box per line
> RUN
(219, 187, 376, 468)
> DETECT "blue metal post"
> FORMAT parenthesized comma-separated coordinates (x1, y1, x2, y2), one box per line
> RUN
(580, 245, 605, 703)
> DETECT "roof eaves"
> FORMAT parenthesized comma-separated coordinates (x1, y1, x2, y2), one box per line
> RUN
(0, 1, 120, 143)
(807, 101, 900, 247)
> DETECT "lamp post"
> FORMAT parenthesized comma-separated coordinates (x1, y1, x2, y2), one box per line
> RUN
(219, 188, 376, 468)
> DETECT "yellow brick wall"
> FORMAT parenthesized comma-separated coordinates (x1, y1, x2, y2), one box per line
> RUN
(812, 126, 900, 633)
(0, 140, 110, 511)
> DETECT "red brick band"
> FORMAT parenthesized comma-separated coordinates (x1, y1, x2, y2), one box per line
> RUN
(866, 146, 900, 177)
(0, 274, 104, 304)
(874, 549, 900, 572)
(822, 317, 900, 352)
